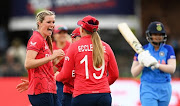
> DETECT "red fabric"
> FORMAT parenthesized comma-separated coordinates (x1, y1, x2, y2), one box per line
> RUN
(53, 41, 74, 94)
(77, 15, 99, 32)
(71, 27, 80, 38)
(63, 72, 75, 94)
(26, 31, 56, 95)
(52, 41, 70, 72)
(56, 35, 119, 97)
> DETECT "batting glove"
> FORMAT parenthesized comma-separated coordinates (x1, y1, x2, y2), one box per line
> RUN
(138, 50, 151, 66)
(143, 55, 158, 67)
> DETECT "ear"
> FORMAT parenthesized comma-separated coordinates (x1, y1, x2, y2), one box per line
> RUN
(37, 21, 41, 27)
(80, 27, 83, 33)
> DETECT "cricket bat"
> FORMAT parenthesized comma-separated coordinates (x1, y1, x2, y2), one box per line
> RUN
(118, 23, 156, 69)
(117, 23, 144, 54)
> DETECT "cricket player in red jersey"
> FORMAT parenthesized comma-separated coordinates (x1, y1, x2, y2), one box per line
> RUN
(58, 27, 81, 106)
(53, 25, 71, 105)
(71, 27, 81, 43)
(24, 10, 65, 106)
(56, 15, 119, 106)
(16, 27, 81, 106)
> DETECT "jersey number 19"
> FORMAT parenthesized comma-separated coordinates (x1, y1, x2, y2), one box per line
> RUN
(80, 55, 105, 79)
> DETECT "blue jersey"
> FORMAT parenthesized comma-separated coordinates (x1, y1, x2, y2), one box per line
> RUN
(134, 43, 176, 83)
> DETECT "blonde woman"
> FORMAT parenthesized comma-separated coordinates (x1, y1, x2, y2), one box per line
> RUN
(25, 10, 64, 106)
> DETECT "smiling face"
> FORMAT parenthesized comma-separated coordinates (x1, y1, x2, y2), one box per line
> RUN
(38, 15, 55, 38)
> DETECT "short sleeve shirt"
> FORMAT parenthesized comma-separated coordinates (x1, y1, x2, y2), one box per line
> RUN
(27, 31, 56, 95)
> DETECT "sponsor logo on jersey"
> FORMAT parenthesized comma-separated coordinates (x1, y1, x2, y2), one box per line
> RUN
(30, 41, 37, 46)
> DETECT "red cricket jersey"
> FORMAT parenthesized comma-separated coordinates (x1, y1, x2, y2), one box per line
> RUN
(27, 31, 56, 95)
(56, 35, 119, 97)
(53, 41, 70, 72)
(62, 71, 75, 94)
(53, 41, 74, 94)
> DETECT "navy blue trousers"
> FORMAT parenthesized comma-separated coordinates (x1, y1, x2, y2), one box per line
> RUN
(62, 93, 72, 106)
(72, 93, 112, 106)
(56, 81, 64, 106)
(28, 93, 60, 106)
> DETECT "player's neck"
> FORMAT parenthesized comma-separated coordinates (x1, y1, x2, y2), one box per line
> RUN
(37, 30, 47, 40)
(153, 45, 160, 51)
(81, 33, 89, 37)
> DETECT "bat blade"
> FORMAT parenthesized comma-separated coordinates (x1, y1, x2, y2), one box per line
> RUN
(118, 23, 144, 54)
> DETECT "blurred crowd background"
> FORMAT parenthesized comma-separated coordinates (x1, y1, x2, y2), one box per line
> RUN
(0, 0, 180, 78)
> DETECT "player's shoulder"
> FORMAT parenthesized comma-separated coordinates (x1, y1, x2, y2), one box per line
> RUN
(163, 44, 174, 51)
(30, 31, 43, 41)
(27, 31, 44, 47)
(102, 41, 110, 47)
(163, 44, 173, 48)
(68, 40, 80, 49)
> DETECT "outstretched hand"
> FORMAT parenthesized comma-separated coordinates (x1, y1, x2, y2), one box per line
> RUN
(16, 79, 29, 93)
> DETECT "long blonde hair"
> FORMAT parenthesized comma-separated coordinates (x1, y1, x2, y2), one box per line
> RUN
(92, 32, 104, 68)
(36, 10, 54, 53)
(85, 29, 104, 67)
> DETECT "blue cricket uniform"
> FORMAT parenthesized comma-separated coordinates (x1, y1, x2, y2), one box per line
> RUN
(134, 43, 176, 106)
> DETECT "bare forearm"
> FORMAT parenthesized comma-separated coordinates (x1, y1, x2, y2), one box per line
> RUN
(25, 56, 53, 70)
(131, 62, 144, 77)
(158, 64, 176, 74)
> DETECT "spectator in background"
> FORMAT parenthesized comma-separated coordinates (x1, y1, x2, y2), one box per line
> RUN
(0, 26, 8, 55)
(0, 50, 25, 76)
(7, 38, 26, 68)
(0, 26, 8, 69)
(0, 38, 27, 77)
